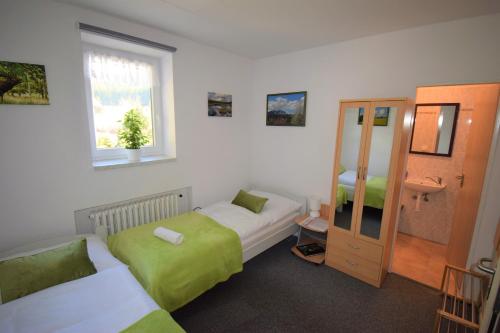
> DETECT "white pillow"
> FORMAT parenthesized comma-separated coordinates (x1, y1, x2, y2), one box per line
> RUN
(248, 190, 302, 223)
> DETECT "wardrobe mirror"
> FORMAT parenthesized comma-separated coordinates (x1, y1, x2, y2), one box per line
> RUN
(334, 106, 365, 232)
(358, 106, 397, 240)
(410, 103, 459, 157)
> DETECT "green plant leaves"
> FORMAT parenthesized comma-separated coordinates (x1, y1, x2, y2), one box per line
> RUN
(118, 109, 150, 149)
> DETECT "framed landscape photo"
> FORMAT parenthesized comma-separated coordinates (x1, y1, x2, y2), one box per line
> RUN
(0, 61, 49, 105)
(357, 106, 389, 126)
(266, 91, 307, 126)
(357, 108, 365, 125)
(373, 107, 390, 126)
(208, 92, 232, 117)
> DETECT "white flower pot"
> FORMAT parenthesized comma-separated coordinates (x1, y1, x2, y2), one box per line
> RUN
(126, 149, 141, 162)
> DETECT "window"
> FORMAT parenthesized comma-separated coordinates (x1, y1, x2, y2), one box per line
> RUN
(81, 31, 175, 166)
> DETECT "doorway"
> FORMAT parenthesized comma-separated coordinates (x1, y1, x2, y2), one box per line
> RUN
(391, 83, 500, 289)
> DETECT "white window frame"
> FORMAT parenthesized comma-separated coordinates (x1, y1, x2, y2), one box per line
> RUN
(81, 31, 175, 166)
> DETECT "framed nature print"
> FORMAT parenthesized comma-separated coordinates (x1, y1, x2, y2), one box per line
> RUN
(266, 91, 306, 126)
(358, 106, 389, 126)
(0, 61, 49, 105)
(208, 92, 232, 117)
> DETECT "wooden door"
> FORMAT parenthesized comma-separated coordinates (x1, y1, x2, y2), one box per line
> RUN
(447, 84, 500, 268)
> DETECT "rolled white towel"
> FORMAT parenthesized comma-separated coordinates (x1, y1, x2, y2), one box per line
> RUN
(153, 227, 184, 245)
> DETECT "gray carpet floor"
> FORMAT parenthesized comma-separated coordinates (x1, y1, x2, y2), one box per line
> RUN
(172, 236, 440, 333)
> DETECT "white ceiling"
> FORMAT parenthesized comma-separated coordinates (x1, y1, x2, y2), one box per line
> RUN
(59, 0, 500, 58)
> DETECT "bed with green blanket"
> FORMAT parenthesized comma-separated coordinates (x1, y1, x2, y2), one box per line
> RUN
(338, 169, 387, 210)
(108, 212, 243, 312)
(336, 185, 348, 208)
(120, 309, 185, 333)
(364, 176, 387, 209)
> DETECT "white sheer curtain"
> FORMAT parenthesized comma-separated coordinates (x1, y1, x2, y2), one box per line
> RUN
(82, 46, 157, 152)
(85, 50, 153, 89)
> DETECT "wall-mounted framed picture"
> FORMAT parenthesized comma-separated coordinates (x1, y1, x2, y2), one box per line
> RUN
(208, 92, 232, 117)
(266, 91, 307, 126)
(0, 61, 49, 105)
(358, 106, 389, 126)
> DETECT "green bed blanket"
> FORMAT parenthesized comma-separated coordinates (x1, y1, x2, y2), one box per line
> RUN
(120, 310, 185, 333)
(364, 176, 387, 209)
(108, 212, 243, 311)
(336, 185, 348, 208)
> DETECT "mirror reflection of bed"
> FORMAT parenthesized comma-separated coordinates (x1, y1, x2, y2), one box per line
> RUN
(333, 105, 396, 240)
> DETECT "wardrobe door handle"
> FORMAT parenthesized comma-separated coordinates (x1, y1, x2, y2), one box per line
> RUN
(357, 166, 361, 180)
(362, 167, 367, 180)
(347, 243, 360, 250)
(346, 259, 358, 267)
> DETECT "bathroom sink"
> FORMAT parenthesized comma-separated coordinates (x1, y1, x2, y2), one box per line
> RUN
(404, 179, 447, 193)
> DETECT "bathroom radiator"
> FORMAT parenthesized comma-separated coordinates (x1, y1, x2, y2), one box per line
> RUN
(74, 187, 192, 237)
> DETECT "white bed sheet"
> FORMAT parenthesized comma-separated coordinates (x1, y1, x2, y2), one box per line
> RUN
(343, 184, 355, 201)
(338, 170, 357, 187)
(0, 265, 159, 333)
(338, 169, 373, 188)
(248, 190, 302, 224)
(199, 201, 269, 242)
(199, 192, 302, 246)
(240, 210, 299, 250)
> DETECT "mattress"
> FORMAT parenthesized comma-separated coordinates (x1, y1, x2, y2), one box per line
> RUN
(199, 191, 302, 247)
(338, 170, 387, 209)
(343, 184, 355, 201)
(248, 190, 302, 224)
(240, 210, 299, 250)
(0, 238, 162, 333)
(199, 201, 269, 242)
(338, 169, 373, 188)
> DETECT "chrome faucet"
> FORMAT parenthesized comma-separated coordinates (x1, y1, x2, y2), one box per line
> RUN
(425, 176, 442, 185)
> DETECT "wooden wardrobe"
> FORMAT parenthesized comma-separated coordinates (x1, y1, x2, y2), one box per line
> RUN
(325, 98, 413, 287)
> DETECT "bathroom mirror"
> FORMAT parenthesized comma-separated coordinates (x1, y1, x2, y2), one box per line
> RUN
(409, 103, 459, 157)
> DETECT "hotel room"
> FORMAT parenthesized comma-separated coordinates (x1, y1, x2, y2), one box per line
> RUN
(1, 0, 500, 332)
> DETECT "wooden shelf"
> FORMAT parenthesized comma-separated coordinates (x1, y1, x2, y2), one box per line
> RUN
(295, 216, 328, 234)
(291, 213, 327, 264)
(291, 245, 325, 264)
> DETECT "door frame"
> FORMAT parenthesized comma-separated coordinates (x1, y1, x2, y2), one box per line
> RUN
(388, 82, 500, 272)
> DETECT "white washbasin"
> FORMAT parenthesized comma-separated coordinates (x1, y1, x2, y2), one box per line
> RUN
(404, 179, 446, 193)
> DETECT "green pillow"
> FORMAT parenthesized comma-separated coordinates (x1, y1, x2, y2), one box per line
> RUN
(0, 239, 97, 303)
(231, 190, 268, 214)
(339, 164, 346, 174)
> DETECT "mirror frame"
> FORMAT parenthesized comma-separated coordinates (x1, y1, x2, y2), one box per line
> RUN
(409, 103, 460, 157)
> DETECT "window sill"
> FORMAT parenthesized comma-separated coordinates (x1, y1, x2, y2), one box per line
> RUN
(93, 155, 175, 170)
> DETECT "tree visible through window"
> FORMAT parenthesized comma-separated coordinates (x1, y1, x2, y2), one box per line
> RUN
(86, 51, 154, 149)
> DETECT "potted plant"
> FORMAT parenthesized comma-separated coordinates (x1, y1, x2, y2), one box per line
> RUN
(118, 108, 149, 162)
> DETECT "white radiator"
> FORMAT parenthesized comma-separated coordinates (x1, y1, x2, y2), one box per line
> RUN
(75, 187, 192, 237)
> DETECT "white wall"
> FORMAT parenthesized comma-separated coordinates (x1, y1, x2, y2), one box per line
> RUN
(339, 108, 362, 172)
(0, 0, 253, 252)
(249, 14, 500, 264)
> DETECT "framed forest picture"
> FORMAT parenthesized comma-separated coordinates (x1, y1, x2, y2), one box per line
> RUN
(0, 61, 49, 105)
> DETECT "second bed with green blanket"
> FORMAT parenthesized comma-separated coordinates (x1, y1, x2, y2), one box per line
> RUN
(108, 212, 243, 311)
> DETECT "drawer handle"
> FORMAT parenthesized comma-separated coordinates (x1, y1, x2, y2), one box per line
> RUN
(346, 259, 358, 267)
(347, 243, 360, 250)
